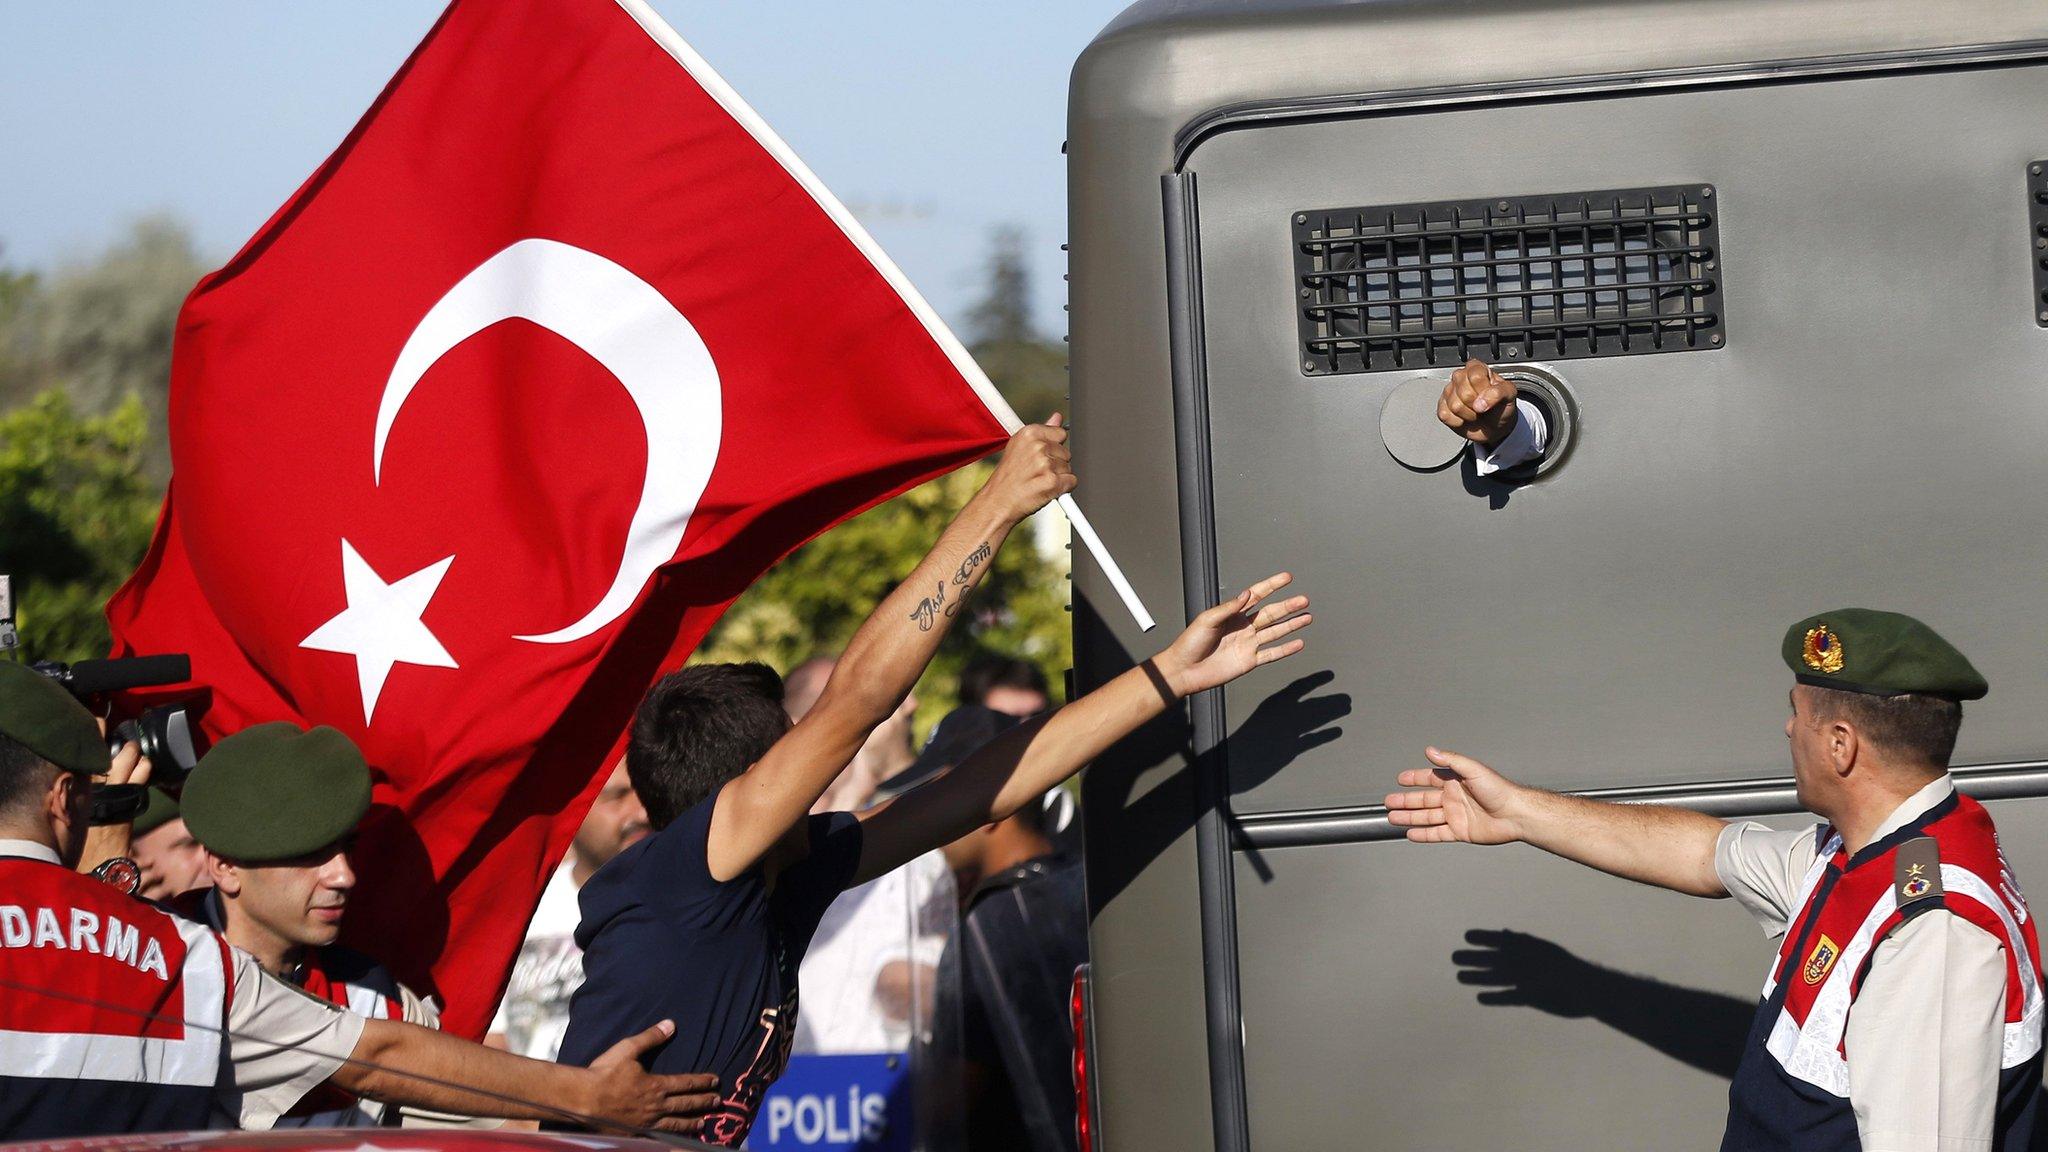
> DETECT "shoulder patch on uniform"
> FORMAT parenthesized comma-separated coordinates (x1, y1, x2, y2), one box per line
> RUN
(1895, 836, 1943, 906)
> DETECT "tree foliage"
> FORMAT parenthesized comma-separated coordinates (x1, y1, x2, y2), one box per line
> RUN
(0, 392, 159, 663)
(966, 225, 1065, 426)
(7, 217, 205, 480)
(0, 221, 200, 662)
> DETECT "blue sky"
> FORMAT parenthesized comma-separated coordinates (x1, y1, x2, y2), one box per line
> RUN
(0, 1, 1133, 334)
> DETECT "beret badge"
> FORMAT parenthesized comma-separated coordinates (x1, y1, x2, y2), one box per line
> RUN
(1802, 625, 1845, 675)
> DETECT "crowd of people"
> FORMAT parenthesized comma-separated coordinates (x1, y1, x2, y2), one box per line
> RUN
(0, 417, 1314, 1148)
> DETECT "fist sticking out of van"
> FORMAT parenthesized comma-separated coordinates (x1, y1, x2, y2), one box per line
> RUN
(1439, 358, 1547, 477)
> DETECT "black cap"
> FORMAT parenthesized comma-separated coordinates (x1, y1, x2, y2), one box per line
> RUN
(879, 705, 1025, 799)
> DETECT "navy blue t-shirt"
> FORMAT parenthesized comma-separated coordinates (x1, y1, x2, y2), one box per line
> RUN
(555, 794, 864, 1146)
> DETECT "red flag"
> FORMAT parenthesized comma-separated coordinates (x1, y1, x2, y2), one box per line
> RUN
(106, 0, 1010, 1037)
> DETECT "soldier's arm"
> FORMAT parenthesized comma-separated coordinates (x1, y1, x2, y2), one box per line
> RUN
(1386, 747, 1729, 898)
(337, 1017, 718, 1133)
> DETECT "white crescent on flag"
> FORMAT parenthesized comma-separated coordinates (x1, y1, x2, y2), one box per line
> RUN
(303, 239, 724, 723)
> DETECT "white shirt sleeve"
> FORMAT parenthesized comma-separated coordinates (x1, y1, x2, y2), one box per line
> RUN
(218, 945, 368, 1129)
(1845, 911, 2008, 1152)
(1472, 400, 1548, 476)
(1714, 821, 1823, 937)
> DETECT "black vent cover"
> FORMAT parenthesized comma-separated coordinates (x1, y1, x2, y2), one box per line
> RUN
(1294, 185, 1725, 375)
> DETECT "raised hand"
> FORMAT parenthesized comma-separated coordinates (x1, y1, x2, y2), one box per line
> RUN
(1155, 572, 1312, 698)
(1384, 746, 1524, 845)
(583, 1019, 722, 1134)
(979, 414, 1077, 524)
(1437, 358, 1519, 446)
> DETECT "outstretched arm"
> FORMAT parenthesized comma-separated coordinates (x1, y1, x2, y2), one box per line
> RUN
(1385, 748, 1728, 898)
(337, 1017, 719, 1134)
(706, 419, 1075, 881)
(851, 573, 1312, 884)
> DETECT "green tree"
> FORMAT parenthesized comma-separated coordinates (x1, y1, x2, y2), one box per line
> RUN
(0, 249, 43, 406)
(10, 217, 206, 479)
(967, 226, 1066, 426)
(0, 391, 159, 663)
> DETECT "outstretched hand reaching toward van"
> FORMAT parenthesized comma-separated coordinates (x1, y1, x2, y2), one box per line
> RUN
(849, 572, 1312, 884)
(1154, 572, 1313, 697)
(1385, 747, 1728, 897)
(1385, 746, 1525, 844)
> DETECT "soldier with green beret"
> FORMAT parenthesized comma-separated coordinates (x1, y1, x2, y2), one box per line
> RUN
(1384, 610, 2042, 1151)
(0, 680, 721, 1138)
(179, 722, 443, 1126)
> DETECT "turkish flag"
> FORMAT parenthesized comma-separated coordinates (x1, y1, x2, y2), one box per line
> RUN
(106, 0, 1009, 1037)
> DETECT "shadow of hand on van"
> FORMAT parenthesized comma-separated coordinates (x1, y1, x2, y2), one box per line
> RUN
(1221, 670, 1349, 797)
(1455, 928, 1752, 1081)
(1081, 662, 1348, 911)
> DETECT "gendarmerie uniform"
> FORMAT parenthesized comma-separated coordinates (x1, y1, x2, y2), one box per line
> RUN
(1716, 611, 2043, 1152)
(180, 888, 438, 1128)
(178, 722, 440, 1129)
(0, 665, 367, 1138)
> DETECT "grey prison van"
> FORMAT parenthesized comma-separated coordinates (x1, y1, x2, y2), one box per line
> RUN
(1065, 1, 2048, 1149)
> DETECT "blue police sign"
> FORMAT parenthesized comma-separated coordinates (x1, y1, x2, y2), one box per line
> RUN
(750, 1052, 914, 1150)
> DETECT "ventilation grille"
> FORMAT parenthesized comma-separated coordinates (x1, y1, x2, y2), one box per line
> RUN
(1293, 185, 1725, 375)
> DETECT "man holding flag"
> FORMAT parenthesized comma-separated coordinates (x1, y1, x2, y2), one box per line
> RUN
(105, 0, 1152, 1054)
(560, 414, 1310, 1142)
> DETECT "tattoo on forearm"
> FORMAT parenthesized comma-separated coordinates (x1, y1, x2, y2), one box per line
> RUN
(953, 542, 993, 587)
(910, 582, 945, 631)
(943, 541, 993, 619)
(909, 541, 993, 631)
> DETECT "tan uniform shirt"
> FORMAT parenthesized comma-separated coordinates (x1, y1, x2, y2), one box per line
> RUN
(0, 839, 366, 1129)
(218, 945, 369, 1128)
(1715, 777, 2008, 1152)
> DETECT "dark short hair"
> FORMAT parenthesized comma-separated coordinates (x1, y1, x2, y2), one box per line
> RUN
(958, 656, 1050, 709)
(0, 732, 58, 821)
(627, 663, 789, 830)
(1809, 687, 1965, 768)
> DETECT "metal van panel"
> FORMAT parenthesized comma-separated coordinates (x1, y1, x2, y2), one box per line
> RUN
(1079, 801, 1219, 1150)
(1078, 0, 2048, 168)
(1187, 63, 2048, 815)
(1231, 795, 2048, 1149)
(1069, 63, 1220, 1152)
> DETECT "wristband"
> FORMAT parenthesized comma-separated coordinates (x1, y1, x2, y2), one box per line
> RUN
(90, 783, 148, 826)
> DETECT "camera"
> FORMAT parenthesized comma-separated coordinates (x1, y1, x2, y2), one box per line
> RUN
(2, 575, 205, 787)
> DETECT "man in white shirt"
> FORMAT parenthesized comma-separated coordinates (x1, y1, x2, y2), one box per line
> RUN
(488, 761, 649, 1060)
(1385, 609, 2042, 1152)
(782, 652, 948, 1054)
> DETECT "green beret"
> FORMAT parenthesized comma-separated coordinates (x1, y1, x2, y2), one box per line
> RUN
(0, 660, 106, 775)
(1783, 609, 1988, 701)
(130, 787, 182, 838)
(181, 722, 372, 862)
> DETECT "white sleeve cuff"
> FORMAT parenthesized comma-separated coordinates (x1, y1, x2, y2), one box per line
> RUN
(1473, 401, 1548, 476)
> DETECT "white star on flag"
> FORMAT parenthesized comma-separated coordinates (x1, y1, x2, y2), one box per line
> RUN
(301, 539, 458, 724)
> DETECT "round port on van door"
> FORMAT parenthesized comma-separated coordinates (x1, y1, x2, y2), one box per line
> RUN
(1495, 364, 1577, 480)
(1377, 364, 1577, 478)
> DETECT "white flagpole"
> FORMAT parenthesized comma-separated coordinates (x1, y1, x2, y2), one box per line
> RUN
(613, 0, 1157, 632)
